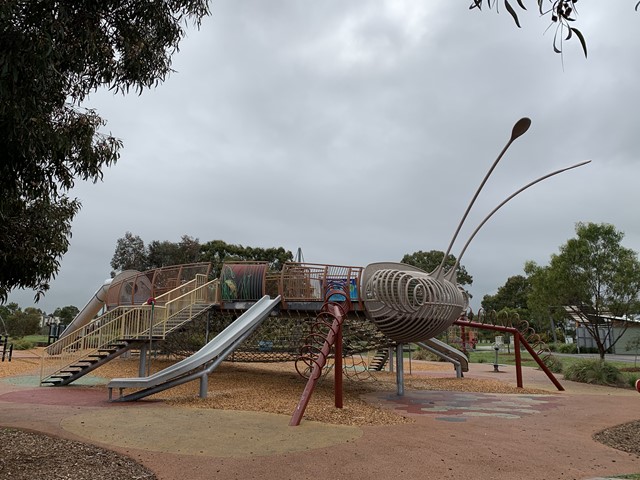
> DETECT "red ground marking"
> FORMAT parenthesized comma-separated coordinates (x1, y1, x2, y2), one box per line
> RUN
(0, 387, 161, 407)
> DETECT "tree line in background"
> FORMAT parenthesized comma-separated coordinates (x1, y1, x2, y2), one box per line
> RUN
(110, 233, 295, 278)
(0, 303, 79, 339)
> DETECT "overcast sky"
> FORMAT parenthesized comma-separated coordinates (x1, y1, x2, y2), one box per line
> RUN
(9, 1, 640, 315)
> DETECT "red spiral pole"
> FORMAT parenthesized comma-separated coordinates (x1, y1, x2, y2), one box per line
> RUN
(290, 293, 347, 426)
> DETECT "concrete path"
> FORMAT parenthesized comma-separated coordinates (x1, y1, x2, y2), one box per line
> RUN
(1, 361, 638, 480)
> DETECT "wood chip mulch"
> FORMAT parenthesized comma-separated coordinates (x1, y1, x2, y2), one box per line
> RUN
(0, 428, 156, 480)
(2, 353, 639, 480)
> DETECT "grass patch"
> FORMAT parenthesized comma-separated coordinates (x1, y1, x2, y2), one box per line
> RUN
(21, 335, 47, 344)
(468, 350, 540, 367)
(4, 335, 48, 350)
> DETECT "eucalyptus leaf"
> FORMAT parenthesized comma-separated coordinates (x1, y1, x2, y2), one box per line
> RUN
(504, 0, 522, 27)
(571, 27, 588, 58)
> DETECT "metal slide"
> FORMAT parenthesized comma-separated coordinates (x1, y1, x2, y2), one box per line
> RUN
(108, 295, 281, 402)
(56, 270, 140, 343)
(417, 338, 469, 378)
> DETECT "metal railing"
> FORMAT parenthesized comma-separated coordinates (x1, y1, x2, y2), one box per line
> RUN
(268, 263, 364, 308)
(40, 276, 219, 384)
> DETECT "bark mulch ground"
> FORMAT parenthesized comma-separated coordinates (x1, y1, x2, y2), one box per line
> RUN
(1, 352, 638, 479)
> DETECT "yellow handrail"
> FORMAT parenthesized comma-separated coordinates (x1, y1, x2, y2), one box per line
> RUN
(40, 277, 219, 385)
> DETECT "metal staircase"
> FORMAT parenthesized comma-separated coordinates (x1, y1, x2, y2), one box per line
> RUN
(42, 341, 141, 386)
(368, 348, 389, 371)
(41, 275, 218, 386)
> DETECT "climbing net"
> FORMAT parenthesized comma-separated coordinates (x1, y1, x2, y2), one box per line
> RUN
(160, 308, 393, 371)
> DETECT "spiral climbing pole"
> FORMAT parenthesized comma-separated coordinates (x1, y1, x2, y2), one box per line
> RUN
(294, 309, 340, 381)
(476, 310, 553, 365)
(512, 317, 553, 364)
(290, 290, 348, 426)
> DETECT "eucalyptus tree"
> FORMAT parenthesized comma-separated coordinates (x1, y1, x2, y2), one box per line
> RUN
(146, 236, 202, 269)
(0, 1, 210, 302)
(200, 240, 294, 278)
(110, 232, 148, 273)
(481, 275, 531, 322)
(526, 222, 640, 359)
(52, 306, 80, 326)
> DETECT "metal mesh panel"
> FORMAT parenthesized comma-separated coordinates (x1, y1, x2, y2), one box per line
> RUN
(105, 263, 211, 308)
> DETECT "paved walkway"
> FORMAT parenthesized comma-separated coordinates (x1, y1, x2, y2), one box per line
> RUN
(1, 360, 638, 480)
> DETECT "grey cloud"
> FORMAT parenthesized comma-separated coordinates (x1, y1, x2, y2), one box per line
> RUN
(9, 1, 640, 313)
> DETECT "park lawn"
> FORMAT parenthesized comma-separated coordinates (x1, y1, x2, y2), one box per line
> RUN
(20, 334, 48, 343)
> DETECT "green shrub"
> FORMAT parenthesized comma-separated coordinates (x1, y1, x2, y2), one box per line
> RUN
(563, 359, 625, 387)
(412, 347, 431, 361)
(11, 338, 35, 350)
(412, 347, 441, 362)
(546, 343, 558, 352)
(542, 354, 563, 374)
(580, 346, 600, 354)
(628, 374, 639, 389)
(557, 343, 578, 354)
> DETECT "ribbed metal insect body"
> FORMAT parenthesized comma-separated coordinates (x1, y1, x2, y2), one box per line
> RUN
(360, 118, 589, 344)
(362, 262, 468, 343)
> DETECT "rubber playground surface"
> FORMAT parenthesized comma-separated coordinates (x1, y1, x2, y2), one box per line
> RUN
(1, 356, 639, 480)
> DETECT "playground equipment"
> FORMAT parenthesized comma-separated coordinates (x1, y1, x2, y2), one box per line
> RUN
(39, 117, 587, 425)
(108, 295, 281, 401)
(454, 315, 564, 391)
(416, 339, 469, 377)
(290, 292, 347, 426)
(55, 274, 122, 343)
(358, 117, 587, 395)
(40, 263, 214, 385)
(1, 335, 12, 362)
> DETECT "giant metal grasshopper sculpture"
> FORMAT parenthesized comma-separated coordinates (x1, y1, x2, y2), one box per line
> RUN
(361, 118, 589, 343)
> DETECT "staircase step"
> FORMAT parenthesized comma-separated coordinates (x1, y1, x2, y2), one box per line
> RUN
(41, 380, 62, 385)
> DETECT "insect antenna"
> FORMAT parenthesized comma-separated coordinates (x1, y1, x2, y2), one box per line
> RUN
(432, 117, 531, 280)
(444, 160, 592, 282)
